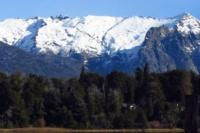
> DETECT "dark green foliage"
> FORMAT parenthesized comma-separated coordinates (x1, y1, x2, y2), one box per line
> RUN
(134, 108, 149, 128)
(159, 70, 193, 104)
(135, 67, 143, 83)
(144, 63, 149, 77)
(79, 65, 86, 84)
(0, 68, 197, 129)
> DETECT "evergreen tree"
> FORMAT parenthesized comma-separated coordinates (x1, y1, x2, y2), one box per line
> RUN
(9, 72, 29, 127)
(79, 65, 86, 84)
(144, 63, 149, 78)
(135, 67, 143, 86)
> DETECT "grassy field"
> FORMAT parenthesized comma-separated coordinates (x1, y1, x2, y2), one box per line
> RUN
(0, 127, 184, 133)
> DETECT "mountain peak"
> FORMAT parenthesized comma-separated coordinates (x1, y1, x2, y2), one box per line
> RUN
(180, 12, 196, 20)
(168, 12, 193, 21)
(174, 12, 200, 34)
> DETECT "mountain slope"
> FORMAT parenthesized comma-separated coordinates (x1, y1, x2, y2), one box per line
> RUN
(0, 42, 81, 78)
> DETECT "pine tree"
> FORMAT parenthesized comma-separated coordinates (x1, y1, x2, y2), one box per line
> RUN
(144, 63, 149, 78)
(80, 66, 86, 80)
(135, 67, 143, 85)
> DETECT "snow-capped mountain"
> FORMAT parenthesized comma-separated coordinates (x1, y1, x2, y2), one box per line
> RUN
(0, 13, 200, 77)
(0, 14, 183, 56)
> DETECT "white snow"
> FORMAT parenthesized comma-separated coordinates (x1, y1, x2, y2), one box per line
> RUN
(0, 19, 36, 45)
(102, 16, 176, 58)
(0, 13, 199, 59)
(176, 13, 200, 34)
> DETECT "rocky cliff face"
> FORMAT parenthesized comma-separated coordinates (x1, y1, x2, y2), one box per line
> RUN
(135, 25, 200, 74)
(133, 26, 176, 73)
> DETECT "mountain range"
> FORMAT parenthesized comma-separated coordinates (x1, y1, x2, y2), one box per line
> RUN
(0, 12, 200, 78)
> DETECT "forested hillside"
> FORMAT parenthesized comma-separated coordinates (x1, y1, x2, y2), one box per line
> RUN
(0, 65, 198, 129)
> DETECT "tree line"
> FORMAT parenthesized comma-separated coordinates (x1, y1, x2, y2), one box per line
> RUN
(0, 65, 199, 129)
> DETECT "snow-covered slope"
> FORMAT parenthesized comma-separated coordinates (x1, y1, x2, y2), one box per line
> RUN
(1, 13, 198, 59)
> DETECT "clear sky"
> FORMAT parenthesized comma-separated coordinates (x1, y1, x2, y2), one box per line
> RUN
(0, 0, 199, 20)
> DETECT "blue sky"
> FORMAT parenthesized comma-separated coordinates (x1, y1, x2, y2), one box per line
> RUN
(0, 0, 199, 20)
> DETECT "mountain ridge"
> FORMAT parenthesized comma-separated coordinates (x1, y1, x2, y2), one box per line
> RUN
(0, 13, 200, 77)
(0, 13, 188, 56)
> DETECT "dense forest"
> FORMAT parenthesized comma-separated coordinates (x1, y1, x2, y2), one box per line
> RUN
(0, 64, 199, 129)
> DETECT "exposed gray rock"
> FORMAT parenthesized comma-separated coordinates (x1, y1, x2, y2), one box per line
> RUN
(133, 26, 199, 74)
